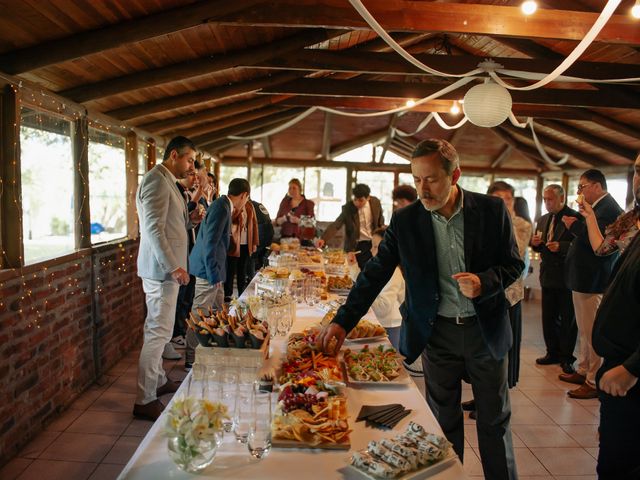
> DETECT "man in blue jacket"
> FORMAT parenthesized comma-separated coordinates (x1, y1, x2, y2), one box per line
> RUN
(319, 139, 523, 480)
(184, 178, 251, 368)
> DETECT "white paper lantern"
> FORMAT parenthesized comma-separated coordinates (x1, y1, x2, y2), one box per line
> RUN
(463, 81, 513, 128)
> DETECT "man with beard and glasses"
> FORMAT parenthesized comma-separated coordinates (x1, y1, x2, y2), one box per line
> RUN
(318, 139, 523, 480)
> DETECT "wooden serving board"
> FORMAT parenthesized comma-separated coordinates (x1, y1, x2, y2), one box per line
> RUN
(272, 437, 351, 450)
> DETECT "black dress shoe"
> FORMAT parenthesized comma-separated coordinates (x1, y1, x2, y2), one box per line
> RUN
(560, 362, 576, 375)
(133, 399, 165, 421)
(536, 354, 561, 365)
(461, 399, 476, 411)
(469, 410, 477, 420)
(157, 380, 180, 396)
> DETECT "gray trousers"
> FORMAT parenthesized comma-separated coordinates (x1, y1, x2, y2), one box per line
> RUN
(422, 317, 518, 480)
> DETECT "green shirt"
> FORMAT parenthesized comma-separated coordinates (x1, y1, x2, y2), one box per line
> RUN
(430, 188, 476, 318)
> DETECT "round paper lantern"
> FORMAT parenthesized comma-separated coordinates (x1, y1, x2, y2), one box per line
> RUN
(463, 81, 513, 128)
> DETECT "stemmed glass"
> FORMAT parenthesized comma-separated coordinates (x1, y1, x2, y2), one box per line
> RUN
(248, 387, 272, 459)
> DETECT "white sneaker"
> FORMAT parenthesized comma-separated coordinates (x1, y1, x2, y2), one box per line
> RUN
(403, 359, 424, 377)
(170, 335, 186, 349)
(162, 343, 182, 360)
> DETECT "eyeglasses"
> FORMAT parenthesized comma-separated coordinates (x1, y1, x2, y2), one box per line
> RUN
(577, 183, 593, 192)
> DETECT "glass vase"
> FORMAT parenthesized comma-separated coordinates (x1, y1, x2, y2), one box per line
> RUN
(167, 434, 220, 473)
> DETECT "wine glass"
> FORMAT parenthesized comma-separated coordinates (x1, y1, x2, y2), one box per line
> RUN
(248, 388, 272, 459)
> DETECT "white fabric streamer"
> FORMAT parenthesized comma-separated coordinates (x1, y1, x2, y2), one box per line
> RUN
(432, 112, 468, 130)
(348, 0, 483, 78)
(489, 0, 622, 91)
(496, 68, 640, 85)
(228, 107, 318, 140)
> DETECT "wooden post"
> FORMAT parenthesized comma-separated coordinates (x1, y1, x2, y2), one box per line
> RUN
(626, 165, 635, 208)
(125, 132, 139, 239)
(561, 173, 570, 198)
(0, 85, 24, 267)
(535, 174, 544, 221)
(146, 137, 156, 171)
(72, 116, 92, 249)
(246, 141, 253, 180)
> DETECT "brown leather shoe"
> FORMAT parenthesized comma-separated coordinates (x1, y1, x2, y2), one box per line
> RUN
(558, 372, 586, 385)
(133, 399, 165, 421)
(157, 380, 180, 397)
(567, 383, 598, 399)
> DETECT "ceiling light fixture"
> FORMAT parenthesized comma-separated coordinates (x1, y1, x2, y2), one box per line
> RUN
(632, 0, 640, 18)
(521, 0, 538, 15)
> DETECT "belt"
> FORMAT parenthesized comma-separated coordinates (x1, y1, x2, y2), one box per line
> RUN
(437, 315, 477, 325)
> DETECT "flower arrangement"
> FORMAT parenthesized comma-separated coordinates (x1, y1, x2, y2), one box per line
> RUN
(165, 396, 230, 472)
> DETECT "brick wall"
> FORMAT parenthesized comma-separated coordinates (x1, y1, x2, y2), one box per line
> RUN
(0, 239, 144, 464)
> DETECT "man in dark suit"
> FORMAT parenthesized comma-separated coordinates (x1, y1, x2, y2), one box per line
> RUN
(321, 183, 384, 268)
(560, 169, 623, 399)
(319, 139, 523, 480)
(531, 184, 580, 374)
(247, 199, 274, 281)
(183, 178, 251, 368)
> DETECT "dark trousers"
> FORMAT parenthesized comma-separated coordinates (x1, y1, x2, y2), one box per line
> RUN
(172, 274, 195, 338)
(597, 365, 640, 480)
(224, 245, 250, 299)
(422, 317, 517, 480)
(507, 302, 522, 388)
(355, 240, 373, 269)
(541, 286, 577, 363)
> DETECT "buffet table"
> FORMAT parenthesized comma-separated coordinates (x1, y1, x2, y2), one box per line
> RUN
(118, 286, 467, 479)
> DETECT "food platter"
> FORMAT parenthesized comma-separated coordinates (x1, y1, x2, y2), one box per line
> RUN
(342, 345, 410, 386)
(348, 451, 457, 479)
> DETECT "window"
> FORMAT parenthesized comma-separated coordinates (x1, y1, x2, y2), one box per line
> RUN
(607, 176, 631, 210)
(219, 165, 248, 200)
(259, 166, 304, 219)
(249, 164, 264, 205)
(494, 176, 537, 221)
(398, 173, 414, 187)
(334, 144, 409, 165)
(458, 174, 491, 194)
(305, 167, 347, 221)
(138, 141, 148, 177)
(355, 171, 395, 222)
(88, 127, 127, 243)
(20, 107, 75, 264)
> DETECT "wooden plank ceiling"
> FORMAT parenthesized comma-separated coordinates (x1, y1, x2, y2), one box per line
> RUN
(0, 0, 638, 173)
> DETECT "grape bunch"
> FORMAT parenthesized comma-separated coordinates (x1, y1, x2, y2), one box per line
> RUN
(280, 391, 320, 414)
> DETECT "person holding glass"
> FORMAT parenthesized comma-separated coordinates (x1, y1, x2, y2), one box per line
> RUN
(275, 178, 316, 245)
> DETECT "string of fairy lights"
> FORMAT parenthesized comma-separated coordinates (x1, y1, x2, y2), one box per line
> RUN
(0, 82, 159, 331)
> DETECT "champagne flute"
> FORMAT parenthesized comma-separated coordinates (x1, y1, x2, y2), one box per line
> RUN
(248, 387, 272, 459)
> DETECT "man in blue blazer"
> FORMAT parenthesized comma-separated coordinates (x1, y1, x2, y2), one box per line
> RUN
(319, 139, 523, 480)
(184, 178, 251, 367)
(559, 170, 623, 399)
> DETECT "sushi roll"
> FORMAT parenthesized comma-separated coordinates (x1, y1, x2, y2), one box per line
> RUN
(368, 441, 411, 472)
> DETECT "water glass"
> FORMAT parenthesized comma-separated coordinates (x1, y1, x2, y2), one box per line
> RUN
(248, 389, 272, 459)
(186, 363, 206, 398)
(233, 383, 254, 443)
(221, 368, 239, 433)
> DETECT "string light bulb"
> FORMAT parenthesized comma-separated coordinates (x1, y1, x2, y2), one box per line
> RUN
(632, 0, 640, 18)
(450, 101, 461, 115)
(521, 0, 537, 15)
(405, 99, 416, 108)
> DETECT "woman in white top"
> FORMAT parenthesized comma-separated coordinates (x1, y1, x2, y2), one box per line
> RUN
(347, 226, 404, 349)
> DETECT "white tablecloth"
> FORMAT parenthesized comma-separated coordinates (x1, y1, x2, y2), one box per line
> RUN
(119, 288, 467, 479)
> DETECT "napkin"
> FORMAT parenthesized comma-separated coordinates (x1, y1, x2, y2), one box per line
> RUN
(356, 403, 412, 429)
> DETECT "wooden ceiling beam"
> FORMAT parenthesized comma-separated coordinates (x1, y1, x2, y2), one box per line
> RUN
(60, 29, 333, 103)
(262, 78, 640, 109)
(500, 123, 610, 167)
(219, 156, 538, 175)
(0, 0, 264, 74)
(139, 96, 278, 134)
(320, 112, 332, 160)
(181, 106, 287, 139)
(536, 119, 637, 161)
(330, 128, 390, 158)
(491, 145, 514, 169)
(491, 128, 550, 171)
(218, 1, 640, 44)
(108, 71, 303, 122)
(586, 110, 640, 141)
(255, 49, 640, 81)
(194, 109, 304, 147)
(279, 96, 591, 120)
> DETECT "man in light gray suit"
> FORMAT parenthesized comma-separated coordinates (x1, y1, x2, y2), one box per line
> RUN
(134, 136, 200, 420)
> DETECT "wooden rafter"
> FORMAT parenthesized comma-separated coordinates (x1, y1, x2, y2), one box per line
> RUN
(491, 127, 549, 171)
(500, 123, 610, 168)
(0, 0, 263, 74)
(181, 106, 287, 139)
(60, 29, 333, 102)
(329, 129, 389, 159)
(320, 112, 332, 160)
(536, 120, 637, 161)
(217, 1, 640, 44)
(262, 78, 640, 110)
(491, 145, 514, 169)
(379, 113, 400, 164)
(255, 49, 640, 81)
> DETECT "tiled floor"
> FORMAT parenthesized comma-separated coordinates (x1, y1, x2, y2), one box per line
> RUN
(1, 299, 600, 480)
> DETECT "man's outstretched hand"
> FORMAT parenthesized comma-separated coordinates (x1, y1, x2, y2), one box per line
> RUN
(316, 322, 347, 356)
